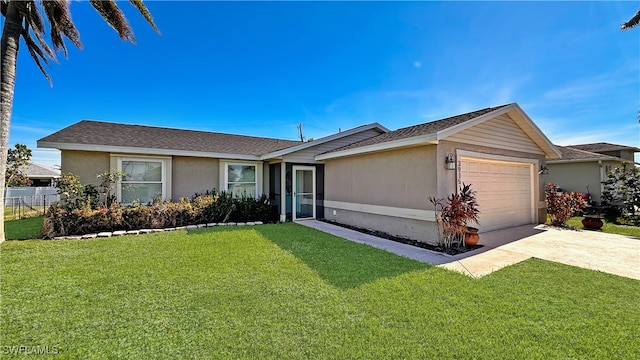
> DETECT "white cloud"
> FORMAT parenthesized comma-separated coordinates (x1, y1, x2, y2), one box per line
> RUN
(552, 124, 640, 147)
(543, 70, 638, 103)
(413, 61, 422, 69)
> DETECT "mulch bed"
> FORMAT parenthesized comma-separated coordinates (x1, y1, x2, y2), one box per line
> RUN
(320, 219, 483, 256)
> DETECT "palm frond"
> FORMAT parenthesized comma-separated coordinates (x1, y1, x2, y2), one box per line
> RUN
(10, 0, 30, 19)
(28, 20, 56, 61)
(22, 26, 52, 85)
(621, 9, 640, 31)
(89, 0, 134, 43)
(1, 0, 159, 86)
(25, 1, 45, 35)
(42, 0, 82, 57)
(129, 0, 160, 34)
(24, 1, 56, 61)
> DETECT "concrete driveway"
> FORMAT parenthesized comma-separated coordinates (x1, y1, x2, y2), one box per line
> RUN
(441, 224, 640, 279)
(299, 220, 640, 280)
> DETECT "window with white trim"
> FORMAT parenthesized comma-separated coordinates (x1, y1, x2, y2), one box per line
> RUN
(226, 163, 257, 197)
(119, 158, 166, 204)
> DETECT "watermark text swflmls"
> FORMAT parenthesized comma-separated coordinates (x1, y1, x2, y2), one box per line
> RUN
(0, 345, 59, 355)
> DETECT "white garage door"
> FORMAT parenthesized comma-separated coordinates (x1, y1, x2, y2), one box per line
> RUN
(459, 157, 534, 232)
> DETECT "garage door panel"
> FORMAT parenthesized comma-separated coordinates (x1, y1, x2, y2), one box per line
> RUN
(460, 158, 533, 232)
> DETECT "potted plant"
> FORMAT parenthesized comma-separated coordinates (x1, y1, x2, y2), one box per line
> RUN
(580, 201, 604, 230)
(430, 183, 481, 250)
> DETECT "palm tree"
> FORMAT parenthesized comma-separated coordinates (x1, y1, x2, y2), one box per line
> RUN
(621, 9, 640, 30)
(0, 0, 159, 242)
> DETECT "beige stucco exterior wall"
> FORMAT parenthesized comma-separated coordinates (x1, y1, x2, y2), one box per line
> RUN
(323, 145, 439, 243)
(325, 145, 437, 208)
(546, 160, 624, 204)
(60, 150, 110, 187)
(172, 157, 219, 200)
(547, 162, 599, 199)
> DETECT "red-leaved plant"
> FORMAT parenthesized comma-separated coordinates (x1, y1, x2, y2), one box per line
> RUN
(429, 183, 480, 250)
(545, 183, 587, 226)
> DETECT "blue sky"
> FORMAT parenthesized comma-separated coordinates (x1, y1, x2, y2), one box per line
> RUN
(8, 1, 640, 167)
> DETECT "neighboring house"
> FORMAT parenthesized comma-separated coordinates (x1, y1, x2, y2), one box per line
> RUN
(546, 143, 639, 204)
(20, 163, 61, 187)
(567, 142, 639, 162)
(38, 102, 560, 244)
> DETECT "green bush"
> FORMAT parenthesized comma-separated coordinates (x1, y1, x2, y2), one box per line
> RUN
(43, 187, 275, 238)
(601, 163, 640, 225)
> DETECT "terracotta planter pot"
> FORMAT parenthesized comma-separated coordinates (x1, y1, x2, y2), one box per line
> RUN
(464, 227, 480, 246)
(582, 217, 603, 230)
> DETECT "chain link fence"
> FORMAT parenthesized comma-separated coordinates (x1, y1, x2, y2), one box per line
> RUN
(4, 187, 60, 220)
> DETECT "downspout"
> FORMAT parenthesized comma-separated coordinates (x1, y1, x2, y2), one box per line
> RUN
(598, 160, 604, 202)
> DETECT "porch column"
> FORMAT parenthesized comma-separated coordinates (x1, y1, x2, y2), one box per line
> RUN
(280, 161, 286, 222)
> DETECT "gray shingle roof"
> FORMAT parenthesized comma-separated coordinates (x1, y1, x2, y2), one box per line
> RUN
(567, 142, 640, 153)
(20, 163, 61, 178)
(326, 104, 511, 153)
(552, 146, 618, 161)
(38, 120, 302, 156)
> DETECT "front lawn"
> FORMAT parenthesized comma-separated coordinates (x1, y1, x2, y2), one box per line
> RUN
(1, 224, 638, 358)
(4, 216, 43, 240)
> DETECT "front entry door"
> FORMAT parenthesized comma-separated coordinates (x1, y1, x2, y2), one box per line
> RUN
(292, 166, 316, 221)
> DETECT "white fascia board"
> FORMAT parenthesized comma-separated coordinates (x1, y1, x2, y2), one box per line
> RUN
(260, 122, 390, 160)
(315, 134, 438, 160)
(37, 142, 260, 161)
(547, 158, 621, 164)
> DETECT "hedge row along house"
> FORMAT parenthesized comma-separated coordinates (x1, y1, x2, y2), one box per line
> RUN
(38, 103, 563, 243)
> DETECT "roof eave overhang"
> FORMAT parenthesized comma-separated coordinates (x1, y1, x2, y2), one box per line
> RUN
(547, 158, 618, 164)
(260, 122, 390, 160)
(315, 135, 438, 161)
(37, 142, 261, 161)
(547, 157, 627, 164)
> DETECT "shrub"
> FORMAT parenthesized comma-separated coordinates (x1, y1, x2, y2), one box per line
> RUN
(601, 163, 640, 225)
(193, 190, 237, 224)
(55, 173, 100, 210)
(545, 183, 587, 227)
(43, 181, 275, 238)
(429, 183, 480, 250)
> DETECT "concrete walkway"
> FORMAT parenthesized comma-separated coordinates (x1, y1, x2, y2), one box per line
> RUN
(298, 220, 640, 280)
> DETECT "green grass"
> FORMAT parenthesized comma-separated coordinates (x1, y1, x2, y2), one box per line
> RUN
(4, 216, 44, 240)
(4, 206, 45, 221)
(1, 224, 638, 359)
(254, 223, 429, 288)
(566, 216, 640, 237)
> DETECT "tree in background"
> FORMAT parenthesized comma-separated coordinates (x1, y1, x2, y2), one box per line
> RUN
(601, 163, 640, 225)
(5, 143, 32, 187)
(0, 0, 159, 242)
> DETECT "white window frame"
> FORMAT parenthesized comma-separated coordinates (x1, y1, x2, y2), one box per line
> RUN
(112, 155, 171, 204)
(220, 161, 263, 198)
